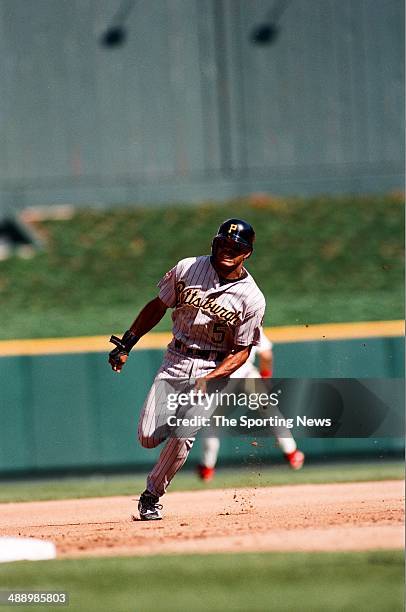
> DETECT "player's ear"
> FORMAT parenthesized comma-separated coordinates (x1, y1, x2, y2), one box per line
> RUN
(243, 250, 252, 260)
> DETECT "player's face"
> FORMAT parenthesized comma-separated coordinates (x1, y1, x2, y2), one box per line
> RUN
(213, 237, 251, 273)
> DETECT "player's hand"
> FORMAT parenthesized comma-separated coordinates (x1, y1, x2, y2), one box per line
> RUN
(194, 377, 207, 394)
(108, 347, 128, 372)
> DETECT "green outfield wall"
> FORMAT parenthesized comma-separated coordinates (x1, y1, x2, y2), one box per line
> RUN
(0, 337, 403, 475)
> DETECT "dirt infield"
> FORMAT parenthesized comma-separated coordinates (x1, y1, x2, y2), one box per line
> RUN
(0, 481, 403, 559)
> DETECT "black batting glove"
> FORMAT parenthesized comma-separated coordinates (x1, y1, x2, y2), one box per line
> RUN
(108, 330, 139, 372)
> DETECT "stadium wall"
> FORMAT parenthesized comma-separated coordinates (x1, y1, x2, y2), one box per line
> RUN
(0, 334, 403, 476)
(0, 0, 404, 216)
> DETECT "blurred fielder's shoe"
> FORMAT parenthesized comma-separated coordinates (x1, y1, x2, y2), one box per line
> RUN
(138, 490, 163, 521)
(197, 464, 215, 481)
(285, 450, 305, 470)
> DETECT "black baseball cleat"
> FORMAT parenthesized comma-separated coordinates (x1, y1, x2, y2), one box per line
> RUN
(137, 490, 163, 521)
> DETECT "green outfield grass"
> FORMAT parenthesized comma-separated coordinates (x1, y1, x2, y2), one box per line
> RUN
(1, 195, 403, 339)
(0, 551, 403, 612)
(5, 289, 403, 341)
(0, 461, 403, 503)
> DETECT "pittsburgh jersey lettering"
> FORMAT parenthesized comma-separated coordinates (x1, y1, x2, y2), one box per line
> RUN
(158, 255, 266, 352)
(176, 281, 241, 324)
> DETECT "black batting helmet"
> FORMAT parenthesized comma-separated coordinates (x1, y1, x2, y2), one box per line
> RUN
(214, 218, 255, 249)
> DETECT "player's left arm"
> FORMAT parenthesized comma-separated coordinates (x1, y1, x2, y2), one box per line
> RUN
(196, 293, 266, 387)
(204, 345, 252, 381)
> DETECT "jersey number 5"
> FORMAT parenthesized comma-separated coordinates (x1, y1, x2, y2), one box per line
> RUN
(212, 323, 227, 345)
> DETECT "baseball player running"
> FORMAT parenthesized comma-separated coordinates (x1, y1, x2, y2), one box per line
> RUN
(197, 327, 305, 481)
(108, 219, 265, 520)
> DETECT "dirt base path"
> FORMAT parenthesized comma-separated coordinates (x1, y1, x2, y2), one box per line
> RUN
(0, 481, 403, 559)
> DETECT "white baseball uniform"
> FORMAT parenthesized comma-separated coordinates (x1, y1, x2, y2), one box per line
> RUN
(137, 255, 266, 497)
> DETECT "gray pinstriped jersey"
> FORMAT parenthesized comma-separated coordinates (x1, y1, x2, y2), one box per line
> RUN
(158, 256, 266, 353)
(138, 256, 266, 498)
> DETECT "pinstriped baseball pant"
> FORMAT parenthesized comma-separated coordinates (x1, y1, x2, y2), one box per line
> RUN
(137, 349, 218, 497)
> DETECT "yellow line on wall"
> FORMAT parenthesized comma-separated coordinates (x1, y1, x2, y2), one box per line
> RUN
(267, 320, 404, 343)
(0, 320, 403, 357)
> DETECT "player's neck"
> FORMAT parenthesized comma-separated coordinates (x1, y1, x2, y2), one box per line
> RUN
(223, 266, 245, 280)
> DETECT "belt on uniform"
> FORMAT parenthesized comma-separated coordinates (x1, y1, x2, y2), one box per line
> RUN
(174, 339, 226, 362)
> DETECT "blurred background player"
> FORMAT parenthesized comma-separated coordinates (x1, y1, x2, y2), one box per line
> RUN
(197, 327, 305, 481)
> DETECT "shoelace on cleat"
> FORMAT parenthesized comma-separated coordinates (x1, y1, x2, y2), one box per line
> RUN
(140, 495, 163, 511)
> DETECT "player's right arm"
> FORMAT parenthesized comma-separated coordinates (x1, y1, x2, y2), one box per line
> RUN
(108, 260, 181, 372)
(108, 297, 168, 372)
(129, 297, 168, 338)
